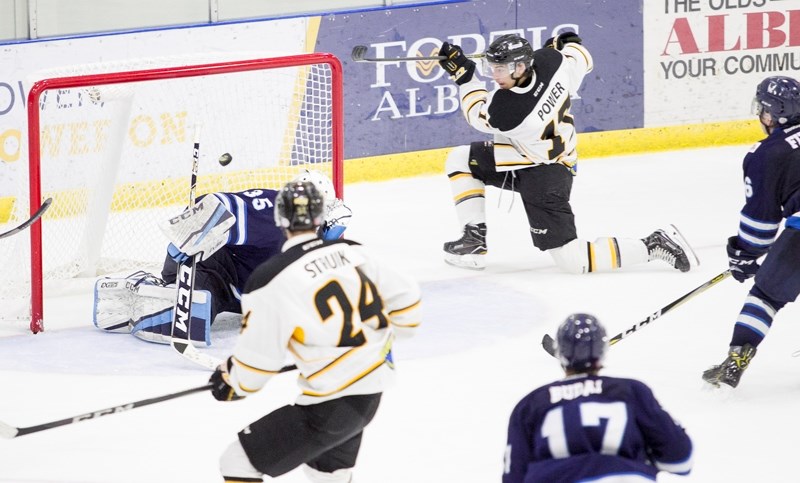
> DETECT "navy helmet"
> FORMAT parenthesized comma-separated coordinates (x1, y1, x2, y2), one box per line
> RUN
(555, 313, 608, 371)
(753, 76, 800, 126)
(274, 180, 325, 232)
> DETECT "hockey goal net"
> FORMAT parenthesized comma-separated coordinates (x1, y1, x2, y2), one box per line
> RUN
(0, 52, 343, 334)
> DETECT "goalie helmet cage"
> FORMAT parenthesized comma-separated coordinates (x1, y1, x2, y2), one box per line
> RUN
(11, 52, 343, 334)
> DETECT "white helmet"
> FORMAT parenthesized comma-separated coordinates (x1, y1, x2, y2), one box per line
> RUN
(292, 169, 336, 209)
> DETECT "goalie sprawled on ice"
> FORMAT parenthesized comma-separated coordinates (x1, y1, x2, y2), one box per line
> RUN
(92, 170, 351, 347)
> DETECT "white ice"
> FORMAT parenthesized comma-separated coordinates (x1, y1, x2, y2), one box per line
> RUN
(1, 144, 798, 482)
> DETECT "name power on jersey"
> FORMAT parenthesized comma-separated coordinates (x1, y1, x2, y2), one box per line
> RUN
(537, 82, 566, 121)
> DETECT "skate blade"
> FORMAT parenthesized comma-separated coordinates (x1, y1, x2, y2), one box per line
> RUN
(667, 224, 700, 271)
(444, 253, 486, 270)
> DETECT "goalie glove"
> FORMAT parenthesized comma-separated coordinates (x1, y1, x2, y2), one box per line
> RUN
(159, 194, 235, 262)
(320, 199, 352, 240)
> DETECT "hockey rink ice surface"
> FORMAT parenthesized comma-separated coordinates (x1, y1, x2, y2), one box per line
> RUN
(1, 144, 799, 482)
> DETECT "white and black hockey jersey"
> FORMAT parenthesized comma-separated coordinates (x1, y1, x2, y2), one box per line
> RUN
(458, 43, 593, 173)
(227, 233, 422, 405)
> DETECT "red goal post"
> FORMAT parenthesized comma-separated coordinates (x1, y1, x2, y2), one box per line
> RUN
(17, 52, 343, 334)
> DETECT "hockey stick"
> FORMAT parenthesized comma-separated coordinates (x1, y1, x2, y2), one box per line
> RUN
(351, 44, 484, 63)
(0, 384, 212, 439)
(541, 270, 733, 357)
(169, 126, 222, 371)
(0, 362, 298, 439)
(0, 197, 52, 240)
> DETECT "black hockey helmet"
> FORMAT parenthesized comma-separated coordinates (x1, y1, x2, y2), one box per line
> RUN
(753, 76, 800, 126)
(555, 313, 608, 372)
(483, 34, 534, 77)
(274, 180, 325, 232)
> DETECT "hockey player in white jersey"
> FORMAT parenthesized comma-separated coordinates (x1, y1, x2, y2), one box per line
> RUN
(439, 32, 699, 273)
(210, 180, 421, 482)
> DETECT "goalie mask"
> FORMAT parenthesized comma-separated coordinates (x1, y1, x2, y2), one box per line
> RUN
(555, 313, 608, 372)
(274, 181, 325, 232)
(752, 76, 800, 127)
(293, 169, 336, 210)
(482, 34, 534, 80)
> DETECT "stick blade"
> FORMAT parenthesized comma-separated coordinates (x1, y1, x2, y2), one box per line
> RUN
(0, 421, 19, 439)
(351, 45, 369, 62)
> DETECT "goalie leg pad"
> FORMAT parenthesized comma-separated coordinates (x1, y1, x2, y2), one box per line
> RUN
(131, 289, 212, 347)
(93, 271, 171, 332)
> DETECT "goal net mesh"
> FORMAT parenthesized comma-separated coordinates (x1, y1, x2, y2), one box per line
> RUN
(0, 52, 342, 329)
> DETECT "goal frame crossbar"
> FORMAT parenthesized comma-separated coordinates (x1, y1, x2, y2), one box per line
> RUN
(25, 52, 344, 334)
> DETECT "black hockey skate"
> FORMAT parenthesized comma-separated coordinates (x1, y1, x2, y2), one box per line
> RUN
(702, 344, 757, 388)
(643, 224, 699, 272)
(443, 223, 487, 270)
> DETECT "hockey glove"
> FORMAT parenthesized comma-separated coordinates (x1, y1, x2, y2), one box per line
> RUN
(727, 236, 760, 283)
(438, 42, 476, 85)
(545, 31, 582, 50)
(209, 357, 244, 402)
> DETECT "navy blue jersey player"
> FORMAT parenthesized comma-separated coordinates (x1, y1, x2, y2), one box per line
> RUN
(703, 76, 800, 389)
(92, 170, 352, 346)
(504, 314, 693, 483)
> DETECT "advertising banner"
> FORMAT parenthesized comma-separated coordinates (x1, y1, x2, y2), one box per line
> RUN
(316, 0, 644, 159)
(644, 0, 800, 126)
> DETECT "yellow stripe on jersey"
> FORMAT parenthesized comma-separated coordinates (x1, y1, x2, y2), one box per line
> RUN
(301, 357, 386, 398)
(231, 356, 285, 375)
(305, 345, 364, 382)
(461, 88, 486, 106)
(587, 241, 596, 273)
(388, 299, 421, 317)
(301, 338, 393, 398)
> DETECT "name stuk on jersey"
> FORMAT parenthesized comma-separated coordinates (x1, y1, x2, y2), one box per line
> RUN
(537, 82, 566, 121)
(304, 250, 351, 278)
(549, 379, 603, 403)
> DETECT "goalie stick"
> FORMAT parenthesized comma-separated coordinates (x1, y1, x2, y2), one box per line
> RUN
(351, 44, 484, 63)
(0, 197, 52, 240)
(0, 364, 298, 439)
(541, 270, 733, 357)
(169, 126, 221, 371)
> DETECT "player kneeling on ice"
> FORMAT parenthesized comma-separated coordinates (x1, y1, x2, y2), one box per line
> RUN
(702, 76, 800, 389)
(92, 170, 352, 347)
(438, 32, 699, 273)
(504, 314, 693, 483)
(209, 180, 421, 483)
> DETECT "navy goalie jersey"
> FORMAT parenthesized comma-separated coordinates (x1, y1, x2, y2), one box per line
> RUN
(503, 374, 693, 483)
(204, 189, 285, 292)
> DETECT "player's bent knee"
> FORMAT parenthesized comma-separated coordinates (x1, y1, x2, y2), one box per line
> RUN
(548, 239, 589, 274)
(445, 144, 471, 173)
(302, 464, 353, 483)
(220, 440, 262, 481)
